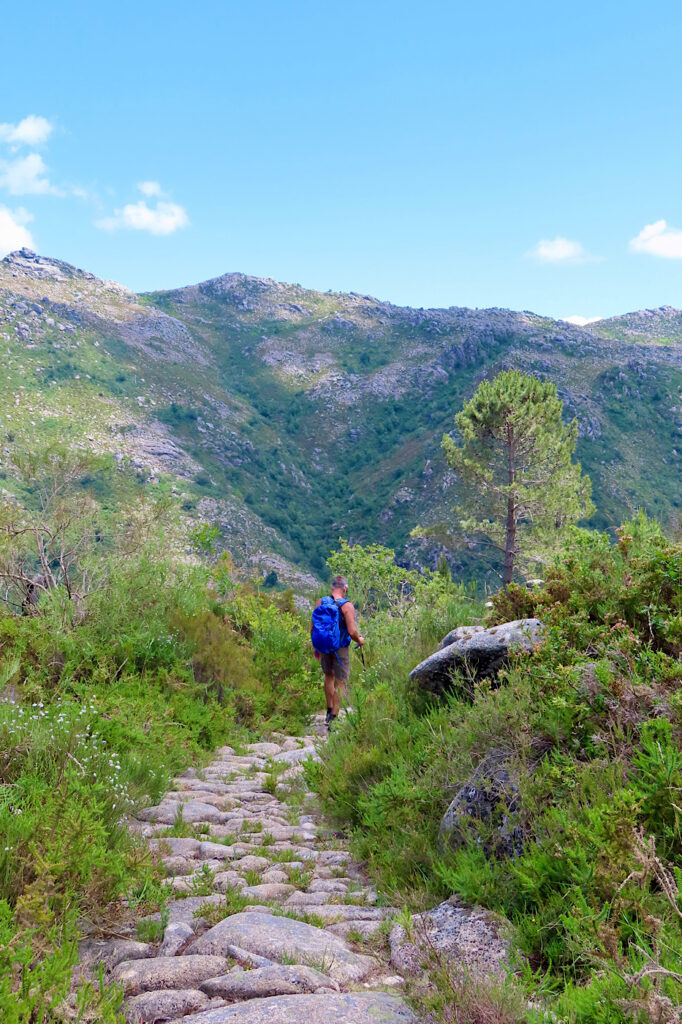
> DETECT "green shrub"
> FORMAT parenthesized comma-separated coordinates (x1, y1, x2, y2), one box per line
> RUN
(313, 522, 682, 1020)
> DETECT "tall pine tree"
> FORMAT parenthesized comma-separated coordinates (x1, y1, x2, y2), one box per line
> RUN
(440, 370, 594, 585)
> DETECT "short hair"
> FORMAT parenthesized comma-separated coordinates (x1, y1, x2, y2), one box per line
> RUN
(331, 575, 348, 590)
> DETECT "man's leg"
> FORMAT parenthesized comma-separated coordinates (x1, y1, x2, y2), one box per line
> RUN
(324, 672, 337, 716)
(333, 680, 345, 716)
(332, 648, 350, 716)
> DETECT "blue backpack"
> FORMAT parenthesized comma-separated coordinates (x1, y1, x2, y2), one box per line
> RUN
(311, 596, 348, 654)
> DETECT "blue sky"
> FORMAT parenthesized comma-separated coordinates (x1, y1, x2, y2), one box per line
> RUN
(2, 0, 682, 320)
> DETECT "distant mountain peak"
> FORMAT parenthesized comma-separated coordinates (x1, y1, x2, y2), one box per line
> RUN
(1, 247, 102, 285)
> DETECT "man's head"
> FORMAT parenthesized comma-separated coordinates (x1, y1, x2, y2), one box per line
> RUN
(331, 574, 348, 596)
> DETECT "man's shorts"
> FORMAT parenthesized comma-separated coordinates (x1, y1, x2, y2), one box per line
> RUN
(319, 646, 350, 682)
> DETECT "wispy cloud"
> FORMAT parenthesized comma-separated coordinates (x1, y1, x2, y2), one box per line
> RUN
(527, 236, 599, 265)
(0, 206, 34, 256)
(137, 180, 164, 197)
(95, 182, 189, 236)
(0, 116, 61, 197)
(0, 115, 54, 148)
(0, 153, 61, 196)
(561, 315, 601, 326)
(629, 219, 682, 259)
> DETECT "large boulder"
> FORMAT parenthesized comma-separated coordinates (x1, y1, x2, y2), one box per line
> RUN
(389, 897, 510, 979)
(438, 750, 522, 858)
(409, 618, 544, 695)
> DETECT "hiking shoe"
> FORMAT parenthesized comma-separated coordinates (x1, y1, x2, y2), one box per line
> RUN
(325, 708, 334, 725)
(326, 714, 338, 733)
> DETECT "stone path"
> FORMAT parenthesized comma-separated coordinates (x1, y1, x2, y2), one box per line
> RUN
(80, 714, 417, 1023)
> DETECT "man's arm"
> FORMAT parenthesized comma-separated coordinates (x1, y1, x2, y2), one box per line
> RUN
(341, 602, 364, 645)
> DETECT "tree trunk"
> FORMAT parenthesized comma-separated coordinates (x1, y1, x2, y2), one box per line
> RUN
(503, 493, 516, 587)
(503, 424, 516, 587)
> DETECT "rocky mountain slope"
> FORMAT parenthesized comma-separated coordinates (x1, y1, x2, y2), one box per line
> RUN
(2, 248, 680, 582)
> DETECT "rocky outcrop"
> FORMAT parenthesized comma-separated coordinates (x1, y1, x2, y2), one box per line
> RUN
(438, 750, 522, 858)
(389, 897, 510, 979)
(3, 246, 680, 589)
(409, 618, 544, 695)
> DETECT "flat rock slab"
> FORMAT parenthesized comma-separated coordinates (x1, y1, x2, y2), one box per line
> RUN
(140, 894, 223, 929)
(328, 919, 387, 939)
(201, 964, 336, 999)
(138, 801, 230, 824)
(165, 791, 232, 806)
(113, 955, 229, 995)
(199, 841, 236, 860)
(174, 992, 417, 1024)
(78, 938, 153, 972)
(224, 945, 275, 969)
(272, 747, 321, 765)
(241, 883, 295, 901)
(235, 855, 270, 872)
(186, 911, 374, 984)
(159, 921, 195, 956)
(289, 904, 396, 922)
(125, 988, 214, 1023)
(284, 891, 334, 906)
(389, 897, 510, 978)
(149, 837, 201, 857)
(213, 870, 246, 892)
(163, 855, 197, 876)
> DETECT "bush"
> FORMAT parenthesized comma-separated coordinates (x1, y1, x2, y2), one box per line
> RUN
(313, 521, 682, 1021)
(0, 476, 319, 1018)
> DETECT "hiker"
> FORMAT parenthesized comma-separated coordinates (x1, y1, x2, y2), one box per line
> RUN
(311, 574, 364, 731)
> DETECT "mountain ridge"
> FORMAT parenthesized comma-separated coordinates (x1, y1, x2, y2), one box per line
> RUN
(2, 248, 680, 582)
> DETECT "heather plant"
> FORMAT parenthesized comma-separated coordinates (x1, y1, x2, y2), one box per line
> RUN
(0, 460, 319, 1020)
(312, 516, 682, 1023)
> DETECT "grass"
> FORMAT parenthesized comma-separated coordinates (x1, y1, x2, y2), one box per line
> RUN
(195, 891, 251, 925)
(135, 913, 167, 944)
(272, 907, 328, 929)
(189, 864, 216, 897)
(286, 866, 313, 890)
(158, 820, 207, 839)
(268, 848, 299, 864)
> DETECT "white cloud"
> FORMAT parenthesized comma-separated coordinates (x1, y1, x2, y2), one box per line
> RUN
(0, 206, 34, 256)
(95, 198, 189, 235)
(561, 314, 601, 326)
(0, 153, 60, 196)
(137, 180, 164, 197)
(0, 115, 54, 147)
(629, 219, 682, 259)
(527, 236, 598, 265)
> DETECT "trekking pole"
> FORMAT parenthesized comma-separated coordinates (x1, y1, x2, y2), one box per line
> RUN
(354, 643, 366, 669)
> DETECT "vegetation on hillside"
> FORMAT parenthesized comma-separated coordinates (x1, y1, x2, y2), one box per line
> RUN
(0, 349, 679, 1024)
(0, 454, 320, 1022)
(1, 250, 681, 585)
(312, 513, 682, 1022)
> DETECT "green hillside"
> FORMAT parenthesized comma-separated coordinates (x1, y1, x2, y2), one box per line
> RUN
(1, 248, 680, 582)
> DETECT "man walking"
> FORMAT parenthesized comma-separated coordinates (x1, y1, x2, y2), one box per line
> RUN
(311, 575, 364, 731)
